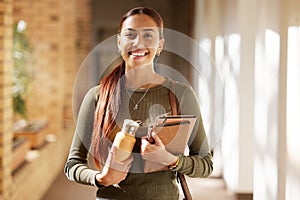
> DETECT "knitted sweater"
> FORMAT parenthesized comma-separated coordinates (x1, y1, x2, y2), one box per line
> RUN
(64, 79, 213, 200)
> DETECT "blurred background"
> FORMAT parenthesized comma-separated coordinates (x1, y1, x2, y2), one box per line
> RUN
(0, 0, 300, 199)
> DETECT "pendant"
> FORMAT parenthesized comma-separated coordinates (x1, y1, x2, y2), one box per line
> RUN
(134, 104, 138, 110)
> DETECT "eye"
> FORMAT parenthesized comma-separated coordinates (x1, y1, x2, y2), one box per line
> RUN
(144, 33, 154, 39)
(125, 32, 136, 40)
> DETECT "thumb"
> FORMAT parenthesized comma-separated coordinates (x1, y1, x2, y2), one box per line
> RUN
(152, 134, 164, 147)
(110, 145, 117, 154)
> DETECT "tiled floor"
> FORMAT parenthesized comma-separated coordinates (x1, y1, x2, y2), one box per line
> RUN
(42, 171, 237, 200)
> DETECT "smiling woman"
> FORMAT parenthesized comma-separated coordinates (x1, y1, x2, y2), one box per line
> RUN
(117, 14, 164, 70)
(64, 7, 213, 200)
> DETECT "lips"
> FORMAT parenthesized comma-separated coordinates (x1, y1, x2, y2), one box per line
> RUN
(128, 50, 149, 58)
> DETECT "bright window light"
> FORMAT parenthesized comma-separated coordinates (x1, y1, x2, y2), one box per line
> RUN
(286, 26, 300, 200)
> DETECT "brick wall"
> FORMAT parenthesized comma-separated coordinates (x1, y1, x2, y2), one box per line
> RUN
(13, 0, 65, 134)
(0, 0, 92, 199)
(13, 0, 92, 131)
(0, 0, 13, 199)
(63, 0, 92, 128)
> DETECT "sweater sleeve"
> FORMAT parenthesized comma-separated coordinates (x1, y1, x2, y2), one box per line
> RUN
(171, 83, 213, 178)
(64, 86, 101, 187)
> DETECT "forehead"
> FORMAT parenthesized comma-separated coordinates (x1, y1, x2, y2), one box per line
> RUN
(121, 14, 158, 31)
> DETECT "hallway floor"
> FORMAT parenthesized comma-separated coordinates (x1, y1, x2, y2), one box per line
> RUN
(42, 170, 239, 200)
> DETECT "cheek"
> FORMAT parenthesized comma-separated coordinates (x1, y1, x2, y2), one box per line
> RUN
(119, 41, 131, 52)
(144, 40, 160, 49)
(118, 37, 133, 50)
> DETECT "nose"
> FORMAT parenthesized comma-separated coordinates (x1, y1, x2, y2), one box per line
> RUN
(132, 35, 145, 48)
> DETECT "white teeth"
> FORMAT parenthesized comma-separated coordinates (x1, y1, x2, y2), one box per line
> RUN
(131, 52, 147, 56)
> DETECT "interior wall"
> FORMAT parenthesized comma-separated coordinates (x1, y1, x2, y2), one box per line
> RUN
(254, 0, 281, 199)
(247, 0, 300, 199)
(194, 0, 300, 199)
(284, 0, 300, 199)
(194, 0, 255, 193)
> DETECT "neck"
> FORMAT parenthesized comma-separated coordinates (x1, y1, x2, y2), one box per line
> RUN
(125, 63, 159, 88)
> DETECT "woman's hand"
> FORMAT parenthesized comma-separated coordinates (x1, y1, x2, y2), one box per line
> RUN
(96, 146, 133, 186)
(141, 134, 177, 166)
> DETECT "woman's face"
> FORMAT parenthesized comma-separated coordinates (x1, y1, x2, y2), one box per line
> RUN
(118, 14, 164, 69)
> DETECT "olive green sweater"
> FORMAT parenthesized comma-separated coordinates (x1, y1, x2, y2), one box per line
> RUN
(64, 79, 213, 200)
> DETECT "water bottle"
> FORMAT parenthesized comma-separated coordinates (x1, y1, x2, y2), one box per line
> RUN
(112, 119, 139, 162)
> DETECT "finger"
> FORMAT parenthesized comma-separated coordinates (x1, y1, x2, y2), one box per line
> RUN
(107, 146, 116, 156)
(121, 158, 133, 173)
(126, 161, 133, 171)
(141, 137, 150, 152)
(121, 164, 132, 172)
(152, 134, 163, 146)
(141, 137, 149, 144)
(123, 155, 134, 165)
(111, 161, 131, 172)
(105, 150, 114, 166)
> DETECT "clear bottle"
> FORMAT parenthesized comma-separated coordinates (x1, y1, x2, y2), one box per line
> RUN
(112, 119, 139, 162)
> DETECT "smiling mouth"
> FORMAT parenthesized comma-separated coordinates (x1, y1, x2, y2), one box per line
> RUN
(128, 51, 149, 58)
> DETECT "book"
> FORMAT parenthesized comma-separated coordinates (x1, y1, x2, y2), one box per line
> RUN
(144, 115, 197, 173)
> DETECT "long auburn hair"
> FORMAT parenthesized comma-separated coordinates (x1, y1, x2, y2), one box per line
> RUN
(91, 7, 164, 167)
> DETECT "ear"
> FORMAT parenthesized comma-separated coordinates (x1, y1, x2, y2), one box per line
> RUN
(157, 38, 165, 54)
(117, 34, 121, 51)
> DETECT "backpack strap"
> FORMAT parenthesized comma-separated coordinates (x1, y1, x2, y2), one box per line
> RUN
(169, 81, 178, 115)
(169, 81, 193, 200)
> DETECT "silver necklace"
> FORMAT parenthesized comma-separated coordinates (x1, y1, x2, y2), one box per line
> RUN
(126, 83, 154, 110)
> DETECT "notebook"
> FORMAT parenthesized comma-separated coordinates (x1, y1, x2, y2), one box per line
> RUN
(144, 115, 197, 172)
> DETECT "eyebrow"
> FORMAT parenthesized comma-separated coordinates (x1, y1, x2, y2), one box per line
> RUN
(124, 28, 155, 32)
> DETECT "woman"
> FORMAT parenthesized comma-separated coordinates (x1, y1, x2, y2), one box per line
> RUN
(65, 7, 213, 200)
